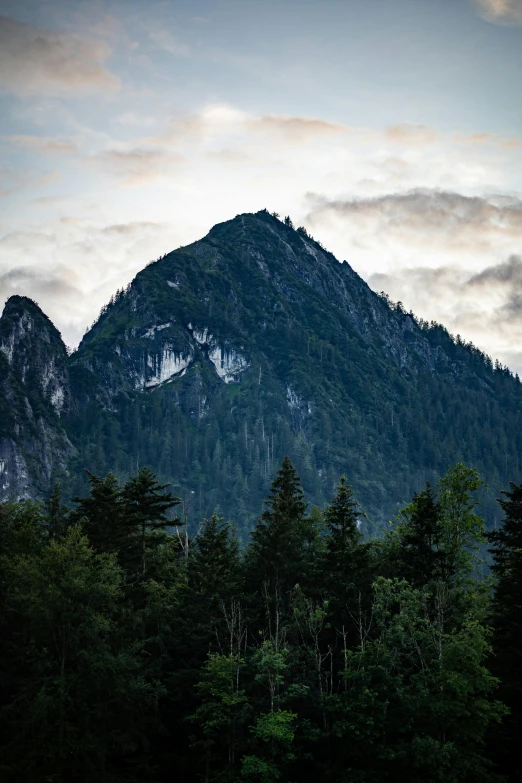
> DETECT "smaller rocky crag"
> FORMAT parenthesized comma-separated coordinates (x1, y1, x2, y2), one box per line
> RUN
(0, 296, 75, 498)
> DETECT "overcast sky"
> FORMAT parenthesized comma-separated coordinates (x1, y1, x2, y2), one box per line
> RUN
(1, 0, 522, 370)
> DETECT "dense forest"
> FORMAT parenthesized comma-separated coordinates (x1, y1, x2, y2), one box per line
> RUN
(1, 457, 521, 782)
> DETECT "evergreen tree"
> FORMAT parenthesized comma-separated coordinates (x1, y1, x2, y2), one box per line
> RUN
(189, 513, 241, 604)
(323, 476, 366, 598)
(45, 481, 69, 540)
(71, 471, 125, 555)
(322, 477, 372, 677)
(247, 456, 308, 603)
(0, 525, 162, 782)
(121, 467, 181, 576)
(488, 481, 522, 782)
(393, 482, 443, 586)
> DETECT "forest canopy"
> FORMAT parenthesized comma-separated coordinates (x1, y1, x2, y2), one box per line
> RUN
(0, 459, 521, 782)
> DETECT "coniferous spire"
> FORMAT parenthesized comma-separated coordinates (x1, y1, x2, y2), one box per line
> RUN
(121, 467, 181, 575)
(71, 471, 125, 555)
(324, 476, 360, 550)
(397, 482, 443, 586)
(249, 456, 308, 597)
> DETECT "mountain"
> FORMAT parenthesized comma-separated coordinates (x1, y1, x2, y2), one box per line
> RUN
(0, 295, 75, 498)
(1, 210, 521, 534)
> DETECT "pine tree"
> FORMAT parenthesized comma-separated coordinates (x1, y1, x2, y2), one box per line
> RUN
(321, 478, 373, 730)
(488, 481, 522, 782)
(70, 471, 125, 555)
(121, 467, 181, 576)
(189, 513, 241, 610)
(394, 482, 443, 586)
(45, 481, 69, 540)
(247, 457, 308, 603)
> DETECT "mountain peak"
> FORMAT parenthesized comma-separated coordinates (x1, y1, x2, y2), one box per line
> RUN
(1, 212, 521, 531)
(1, 294, 65, 346)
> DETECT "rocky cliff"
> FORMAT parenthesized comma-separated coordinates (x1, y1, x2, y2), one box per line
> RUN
(1, 212, 520, 532)
(0, 296, 75, 498)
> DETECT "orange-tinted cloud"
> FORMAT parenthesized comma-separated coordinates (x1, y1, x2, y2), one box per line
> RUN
(473, 0, 522, 25)
(0, 14, 120, 95)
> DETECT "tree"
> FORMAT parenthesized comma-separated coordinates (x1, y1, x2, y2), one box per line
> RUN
(71, 471, 126, 556)
(0, 525, 161, 782)
(190, 653, 248, 782)
(322, 478, 373, 674)
(246, 457, 308, 606)
(488, 481, 522, 782)
(45, 481, 69, 540)
(241, 641, 297, 783)
(331, 577, 506, 782)
(323, 476, 365, 595)
(437, 463, 485, 580)
(189, 513, 241, 605)
(393, 482, 443, 587)
(121, 467, 181, 576)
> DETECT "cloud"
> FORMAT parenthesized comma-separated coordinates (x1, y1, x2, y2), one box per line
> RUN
(86, 147, 186, 185)
(0, 14, 120, 95)
(385, 124, 438, 146)
(250, 114, 350, 141)
(470, 254, 522, 286)
(302, 189, 522, 372)
(148, 29, 190, 56)
(367, 255, 522, 370)
(0, 167, 60, 199)
(469, 255, 522, 317)
(6, 135, 78, 154)
(0, 219, 185, 347)
(0, 265, 80, 300)
(306, 189, 522, 252)
(473, 0, 522, 24)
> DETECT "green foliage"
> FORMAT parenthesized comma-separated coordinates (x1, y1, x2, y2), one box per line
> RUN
(0, 524, 162, 781)
(190, 653, 248, 781)
(247, 456, 308, 599)
(0, 459, 517, 782)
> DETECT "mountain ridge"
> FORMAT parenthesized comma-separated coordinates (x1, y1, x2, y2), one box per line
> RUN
(1, 210, 520, 533)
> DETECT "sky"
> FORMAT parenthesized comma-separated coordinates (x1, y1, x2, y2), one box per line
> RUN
(1, 0, 522, 370)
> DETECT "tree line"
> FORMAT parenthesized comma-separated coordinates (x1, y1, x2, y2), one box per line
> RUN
(0, 459, 521, 782)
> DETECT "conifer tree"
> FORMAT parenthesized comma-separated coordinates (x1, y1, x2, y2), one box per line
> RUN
(322, 478, 372, 694)
(45, 481, 69, 540)
(70, 471, 125, 555)
(189, 513, 241, 610)
(488, 481, 522, 782)
(121, 467, 180, 576)
(247, 457, 308, 602)
(394, 482, 443, 586)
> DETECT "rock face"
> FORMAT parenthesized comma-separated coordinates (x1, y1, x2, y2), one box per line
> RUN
(0, 296, 75, 498)
(1, 212, 521, 534)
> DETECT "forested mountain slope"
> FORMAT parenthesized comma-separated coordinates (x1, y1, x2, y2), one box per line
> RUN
(0, 210, 520, 533)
